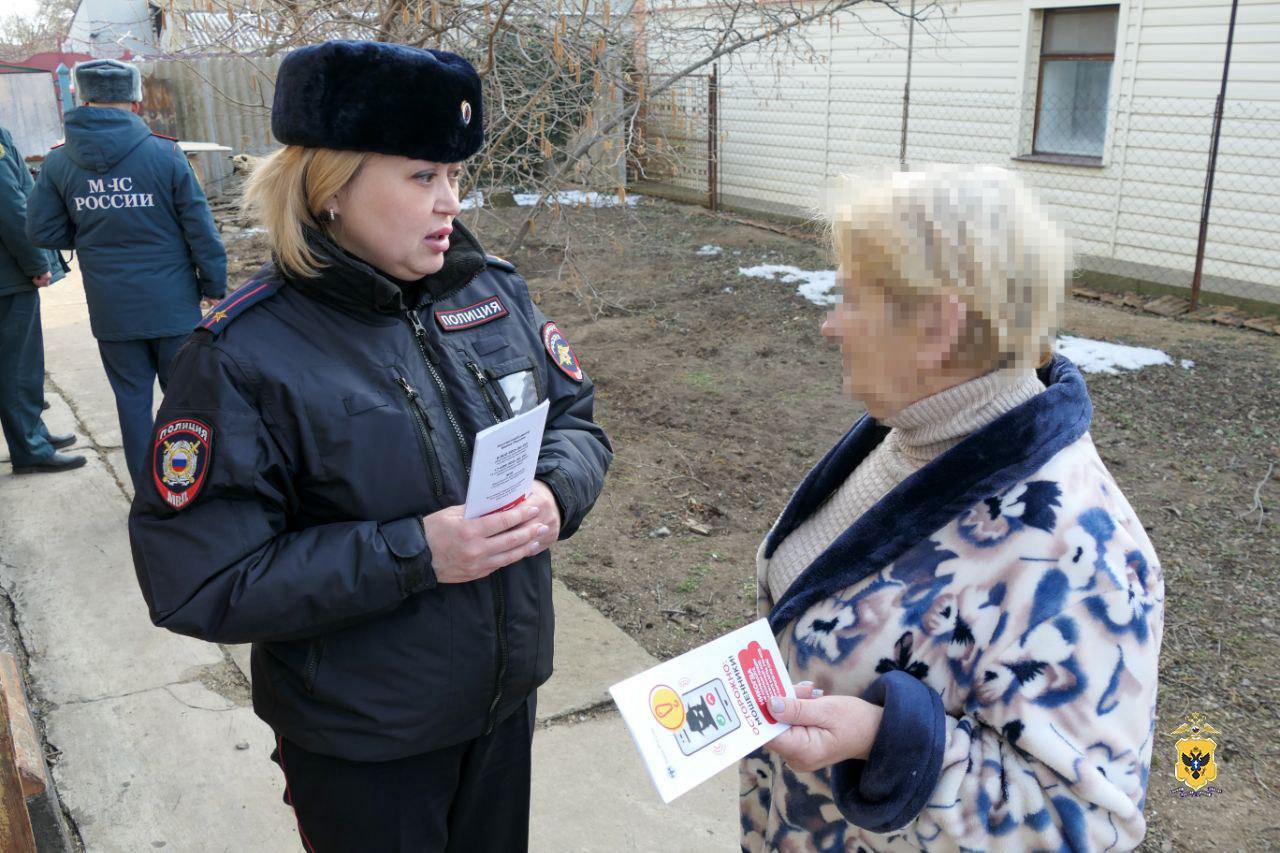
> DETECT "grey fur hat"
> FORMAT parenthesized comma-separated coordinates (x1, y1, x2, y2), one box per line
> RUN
(73, 59, 143, 104)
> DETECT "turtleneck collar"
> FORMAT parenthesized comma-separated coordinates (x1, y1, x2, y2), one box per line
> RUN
(765, 355, 1092, 631)
(881, 368, 1047, 462)
(284, 219, 488, 319)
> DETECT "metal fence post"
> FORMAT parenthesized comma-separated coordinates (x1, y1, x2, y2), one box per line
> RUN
(708, 63, 719, 211)
(899, 0, 916, 169)
(55, 63, 74, 113)
(1190, 0, 1240, 311)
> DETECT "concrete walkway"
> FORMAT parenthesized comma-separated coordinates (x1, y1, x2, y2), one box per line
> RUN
(0, 266, 738, 851)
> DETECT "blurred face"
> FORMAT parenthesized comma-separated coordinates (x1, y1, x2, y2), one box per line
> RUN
(821, 267, 971, 420)
(328, 155, 464, 279)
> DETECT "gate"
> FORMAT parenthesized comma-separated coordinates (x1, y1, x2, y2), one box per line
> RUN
(0, 64, 63, 161)
(629, 66, 719, 210)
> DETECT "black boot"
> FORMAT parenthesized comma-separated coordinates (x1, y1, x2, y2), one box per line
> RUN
(47, 432, 77, 450)
(13, 452, 87, 475)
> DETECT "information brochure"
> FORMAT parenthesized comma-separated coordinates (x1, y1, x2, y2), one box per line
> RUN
(609, 618, 795, 803)
(463, 399, 550, 519)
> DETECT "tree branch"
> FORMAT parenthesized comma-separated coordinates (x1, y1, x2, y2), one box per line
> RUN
(505, 0, 900, 256)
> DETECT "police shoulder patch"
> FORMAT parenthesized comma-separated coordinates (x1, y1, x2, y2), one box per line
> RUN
(541, 321, 583, 382)
(485, 254, 517, 273)
(153, 418, 213, 510)
(200, 269, 283, 335)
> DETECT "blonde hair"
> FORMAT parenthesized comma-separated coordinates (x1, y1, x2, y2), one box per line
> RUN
(242, 146, 373, 279)
(826, 164, 1068, 371)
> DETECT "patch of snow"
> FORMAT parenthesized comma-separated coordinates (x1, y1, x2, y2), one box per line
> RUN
(696, 244, 723, 257)
(224, 226, 267, 239)
(1055, 335, 1175, 374)
(457, 189, 639, 210)
(722, 286, 735, 293)
(1180, 359, 1195, 370)
(513, 190, 639, 208)
(737, 264, 839, 306)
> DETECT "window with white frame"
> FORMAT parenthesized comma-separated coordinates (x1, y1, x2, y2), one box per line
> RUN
(1033, 6, 1119, 159)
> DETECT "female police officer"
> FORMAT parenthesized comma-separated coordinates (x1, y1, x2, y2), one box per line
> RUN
(128, 41, 611, 851)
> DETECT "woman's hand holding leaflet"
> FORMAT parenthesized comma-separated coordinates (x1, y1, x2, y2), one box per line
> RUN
(764, 682, 885, 773)
(523, 480, 562, 543)
(423, 502, 549, 584)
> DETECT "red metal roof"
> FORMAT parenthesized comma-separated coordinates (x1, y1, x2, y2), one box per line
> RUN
(5, 50, 107, 73)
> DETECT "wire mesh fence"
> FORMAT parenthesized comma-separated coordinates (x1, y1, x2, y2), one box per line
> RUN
(633, 78, 1280, 308)
(630, 72, 717, 209)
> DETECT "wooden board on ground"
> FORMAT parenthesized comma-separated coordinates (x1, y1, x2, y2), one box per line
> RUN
(0, 687, 36, 852)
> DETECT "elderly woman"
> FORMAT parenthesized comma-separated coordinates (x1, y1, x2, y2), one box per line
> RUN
(743, 165, 1163, 851)
(128, 41, 611, 851)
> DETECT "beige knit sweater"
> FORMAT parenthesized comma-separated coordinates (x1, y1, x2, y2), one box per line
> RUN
(760, 369, 1047, 604)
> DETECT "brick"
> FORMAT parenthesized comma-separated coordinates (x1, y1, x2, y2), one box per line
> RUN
(1184, 306, 1220, 322)
(1143, 295, 1191, 317)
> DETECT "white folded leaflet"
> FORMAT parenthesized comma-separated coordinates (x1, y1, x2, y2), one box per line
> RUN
(609, 618, 795, 803)
(463, 399, 550, 519)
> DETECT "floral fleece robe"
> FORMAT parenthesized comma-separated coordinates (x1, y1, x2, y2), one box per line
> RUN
(741, 356, 1164, 852)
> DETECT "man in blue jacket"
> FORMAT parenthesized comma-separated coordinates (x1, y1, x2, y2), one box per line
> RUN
(0, 123, 85, 475)
(27, 59, 227, 489)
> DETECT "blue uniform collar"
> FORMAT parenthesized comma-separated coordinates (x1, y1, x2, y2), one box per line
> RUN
(767, 355, 1092, 633)
(288, 221, 487, 319)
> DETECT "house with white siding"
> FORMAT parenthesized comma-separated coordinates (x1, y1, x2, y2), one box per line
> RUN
(63, 0, 275, 59)
(642, 0, 1280, 305)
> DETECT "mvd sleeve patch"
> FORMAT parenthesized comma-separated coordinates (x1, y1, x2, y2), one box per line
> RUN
(541, 321, 583, 382)
(153, 418, 214, 510)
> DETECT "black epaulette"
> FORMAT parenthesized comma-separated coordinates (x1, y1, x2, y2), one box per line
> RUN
(485, 254, 516, 273)
(199, 269, 283, 335)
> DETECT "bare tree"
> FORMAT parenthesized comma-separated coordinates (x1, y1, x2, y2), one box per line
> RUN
(0, 0, 77, 60)
(169, 0, 920, 265)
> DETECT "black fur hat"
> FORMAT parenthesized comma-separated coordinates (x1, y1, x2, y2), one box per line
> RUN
(271, 40, 484, 162)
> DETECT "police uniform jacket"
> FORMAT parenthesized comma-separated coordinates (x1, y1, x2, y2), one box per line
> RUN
(128, 222, 611, 761)
(25, 107, 227, 340)
(0, 126, 64, 296)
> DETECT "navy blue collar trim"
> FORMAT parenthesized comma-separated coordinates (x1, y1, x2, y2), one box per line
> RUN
(767, 356, 1093, 633)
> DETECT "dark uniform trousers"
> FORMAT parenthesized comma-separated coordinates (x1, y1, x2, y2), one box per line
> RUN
(274, 698, 535, 853)
(97, 335, 187, 488)
(0, 291, 57, 467)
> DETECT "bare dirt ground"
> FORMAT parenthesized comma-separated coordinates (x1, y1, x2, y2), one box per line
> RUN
(217, 195, 1279, 850)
